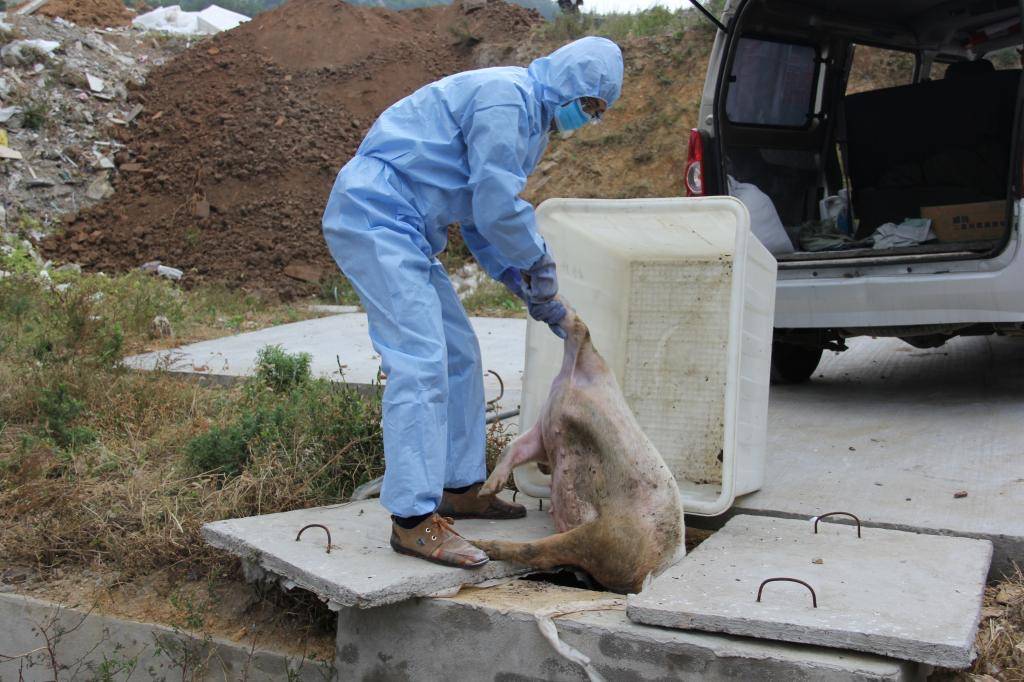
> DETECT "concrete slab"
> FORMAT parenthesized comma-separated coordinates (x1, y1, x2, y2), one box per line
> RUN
(0, 593, 330, 682)
(334, 580, 919, 681)
(731, 335, 1024, 579)
(201, 496, 554, 609)
(628, 515, 991, 668)
(124, 312, 526, 408)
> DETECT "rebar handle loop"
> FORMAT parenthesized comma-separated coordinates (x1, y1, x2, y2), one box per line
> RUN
(756, 578, 818, 608)
(296, 523, 332, 554)
(485, 369, 505, 409)
(812, 511, 862, 538)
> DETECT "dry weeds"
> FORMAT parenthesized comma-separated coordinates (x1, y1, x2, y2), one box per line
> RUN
(0, 268, 511, 670)
(0, 270, 514, 579)
(967, 567, 1024, 681)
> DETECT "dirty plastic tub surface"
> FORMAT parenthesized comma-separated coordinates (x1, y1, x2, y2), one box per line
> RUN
(514, 197, 776, 516)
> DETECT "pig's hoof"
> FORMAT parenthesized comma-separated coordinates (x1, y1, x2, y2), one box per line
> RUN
(472, 540, 504, 560)
(439, 483, 526, 520)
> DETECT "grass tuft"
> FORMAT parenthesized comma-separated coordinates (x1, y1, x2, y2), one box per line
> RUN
(461, 278, 525, 317)
(318, 272, 361, 307)
(37, 383, 96, 450)
(20, 98, 49, 131)
(255, 344, 312, 393)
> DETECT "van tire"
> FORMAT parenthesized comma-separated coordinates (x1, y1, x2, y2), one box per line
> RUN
(770, 341, 823, 384)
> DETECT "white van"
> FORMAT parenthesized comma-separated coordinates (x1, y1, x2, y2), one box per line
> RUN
(687, 0, 1023, 381)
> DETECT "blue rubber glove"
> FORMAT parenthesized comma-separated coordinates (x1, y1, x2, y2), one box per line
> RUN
(523, 254, 567, 339)
(498, 268, 527, 303)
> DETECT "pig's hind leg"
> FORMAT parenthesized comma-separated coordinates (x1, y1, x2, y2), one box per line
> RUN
(479, 421, 547, 496)
(473, 522, 596, 571)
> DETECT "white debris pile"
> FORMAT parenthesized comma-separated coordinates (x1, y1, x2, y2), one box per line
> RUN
(1, 38, 60, 66)
(450, 261, 489, 299)
(132, 5, 249, 36)
(0, 12, 188, 234)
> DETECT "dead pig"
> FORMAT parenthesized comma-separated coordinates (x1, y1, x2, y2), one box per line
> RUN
(474, 305, 685, 594)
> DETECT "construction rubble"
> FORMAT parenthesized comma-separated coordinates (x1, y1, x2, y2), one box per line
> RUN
(0, 10, 189, 243)
(132, 4, 251, 36)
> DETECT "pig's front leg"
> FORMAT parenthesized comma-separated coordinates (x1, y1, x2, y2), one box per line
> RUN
(480, 421, 547, 496)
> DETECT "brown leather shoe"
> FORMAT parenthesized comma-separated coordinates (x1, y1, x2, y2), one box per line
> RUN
(437, 483, 527, 520)
(390, 513, 489, 569)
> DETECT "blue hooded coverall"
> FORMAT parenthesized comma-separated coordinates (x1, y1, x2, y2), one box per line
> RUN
(322, 37, 624, 518)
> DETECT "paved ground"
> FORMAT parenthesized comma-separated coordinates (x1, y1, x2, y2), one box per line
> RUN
(124, 313, 526, 410)
(731, 334, 1024, 578)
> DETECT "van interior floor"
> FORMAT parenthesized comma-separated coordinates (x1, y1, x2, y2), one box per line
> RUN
(776, 240, 1000, 265)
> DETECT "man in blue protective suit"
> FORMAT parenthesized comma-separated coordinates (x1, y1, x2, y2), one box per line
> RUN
(322, 36, 624, 569)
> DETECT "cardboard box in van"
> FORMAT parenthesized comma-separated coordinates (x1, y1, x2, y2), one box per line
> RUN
(921, 201, 1008, 242)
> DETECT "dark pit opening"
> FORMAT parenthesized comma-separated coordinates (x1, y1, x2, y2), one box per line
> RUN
(522, 567, 606, 592)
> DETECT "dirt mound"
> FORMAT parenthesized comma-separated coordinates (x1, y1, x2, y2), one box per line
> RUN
(37, 0, 133, 27)
(40, 0, 541, 296)
(521, 31, 714, 206)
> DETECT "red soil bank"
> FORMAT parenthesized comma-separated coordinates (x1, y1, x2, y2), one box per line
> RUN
(37, 0, 133, 27)
(42, 0, 540, 296)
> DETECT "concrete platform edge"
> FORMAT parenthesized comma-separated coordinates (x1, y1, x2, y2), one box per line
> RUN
(0, 592, 332, 682)
(333, 582, 922, 681)
(201, 521, 534, 609)
(625, 606, 971, 670)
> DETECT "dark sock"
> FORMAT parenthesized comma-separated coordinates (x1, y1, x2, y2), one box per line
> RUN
(444, 481, 483, 495)
(393, 513, 431, 529)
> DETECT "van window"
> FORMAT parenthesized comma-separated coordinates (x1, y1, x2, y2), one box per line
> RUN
(725, 38, 818, 128)
(846, 46, 916, 94)
(932, 47, 1022, 78)
(989, 46, 1023, 69)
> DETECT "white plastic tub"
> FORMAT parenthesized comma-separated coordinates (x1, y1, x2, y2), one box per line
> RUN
(514, 197, 777, 516)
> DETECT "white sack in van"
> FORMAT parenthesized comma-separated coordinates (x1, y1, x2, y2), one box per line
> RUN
(728, 175, 795, 255)
(871, 218, 934, 250)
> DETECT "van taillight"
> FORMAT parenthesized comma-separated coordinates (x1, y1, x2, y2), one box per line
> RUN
(685, 128, 705, 197)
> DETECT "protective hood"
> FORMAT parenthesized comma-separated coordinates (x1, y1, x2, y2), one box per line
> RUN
(527, 36, 624, 115)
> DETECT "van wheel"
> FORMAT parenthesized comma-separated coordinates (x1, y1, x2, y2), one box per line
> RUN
(770, 341, 823, 384)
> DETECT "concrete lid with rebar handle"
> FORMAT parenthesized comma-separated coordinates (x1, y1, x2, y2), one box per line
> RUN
(627, 514, 992, 668)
